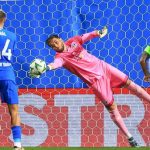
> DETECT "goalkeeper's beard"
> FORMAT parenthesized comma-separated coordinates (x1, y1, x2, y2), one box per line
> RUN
(61, 44, 65, 52)
(57, 44, 65, 52)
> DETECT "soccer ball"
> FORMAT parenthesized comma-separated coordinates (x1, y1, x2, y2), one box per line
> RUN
(30, 58, 47, 74)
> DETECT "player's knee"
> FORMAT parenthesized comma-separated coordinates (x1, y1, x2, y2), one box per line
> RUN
(124, 79, 131, 87)
(105, 102, 117, 112)
(8, 104, 18, 113)
(107, 104, 122, 122)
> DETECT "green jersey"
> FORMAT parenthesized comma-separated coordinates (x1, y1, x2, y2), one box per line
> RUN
(144, 45, 150, 55)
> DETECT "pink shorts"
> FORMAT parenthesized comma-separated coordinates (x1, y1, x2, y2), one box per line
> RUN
(91, 63, 128, 106)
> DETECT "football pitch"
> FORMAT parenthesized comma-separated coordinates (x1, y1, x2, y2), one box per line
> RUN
(0, 147, 150, 150)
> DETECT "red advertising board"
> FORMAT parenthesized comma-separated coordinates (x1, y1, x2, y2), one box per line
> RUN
(0, 88, 150, 147)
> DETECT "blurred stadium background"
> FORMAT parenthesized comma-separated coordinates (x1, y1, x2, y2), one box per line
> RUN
(0, 0, 150, 148)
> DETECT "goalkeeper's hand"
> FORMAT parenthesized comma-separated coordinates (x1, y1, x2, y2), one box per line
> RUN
(98, 26, 108, 38)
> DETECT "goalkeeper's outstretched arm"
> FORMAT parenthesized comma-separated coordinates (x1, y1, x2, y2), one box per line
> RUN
(47, 57, 64, 71)
(80, 26, 108, 44)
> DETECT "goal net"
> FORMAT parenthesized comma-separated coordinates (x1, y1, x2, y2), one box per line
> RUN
(0, 0, 150, 147)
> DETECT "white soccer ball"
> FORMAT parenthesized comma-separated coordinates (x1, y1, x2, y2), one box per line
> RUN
(30, 58, 47, 74)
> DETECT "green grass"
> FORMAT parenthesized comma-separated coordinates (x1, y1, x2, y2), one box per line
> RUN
(0, 147, 149, 150)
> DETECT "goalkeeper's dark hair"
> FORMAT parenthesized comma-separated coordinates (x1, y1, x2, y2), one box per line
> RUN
(0, 9, 6, 20)
(46, 35, 60, 47)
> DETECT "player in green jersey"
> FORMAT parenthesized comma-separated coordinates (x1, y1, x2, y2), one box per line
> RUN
(140, 45, 150, 82)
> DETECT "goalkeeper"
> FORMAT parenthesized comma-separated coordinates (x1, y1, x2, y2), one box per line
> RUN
(140, 45, 150, 82)
(31, 27, 150, 147)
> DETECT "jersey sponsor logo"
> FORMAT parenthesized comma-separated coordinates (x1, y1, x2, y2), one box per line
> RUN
(70, 42, 83, 60)
(0, 31, 6, 36)
(71, 42, 77, 49)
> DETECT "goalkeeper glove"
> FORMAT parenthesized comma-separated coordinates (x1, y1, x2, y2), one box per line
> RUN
(46, 65, 52, 71)
(98, 26, 108, 38)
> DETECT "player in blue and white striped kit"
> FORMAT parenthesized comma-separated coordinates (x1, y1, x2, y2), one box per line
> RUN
(0, 10, 24, 150)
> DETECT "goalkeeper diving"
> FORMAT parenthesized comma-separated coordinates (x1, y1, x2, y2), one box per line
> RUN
(29, 26, 150, 147)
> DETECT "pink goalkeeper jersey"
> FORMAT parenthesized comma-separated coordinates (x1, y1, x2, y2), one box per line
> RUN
(51, 31, 109, 86)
